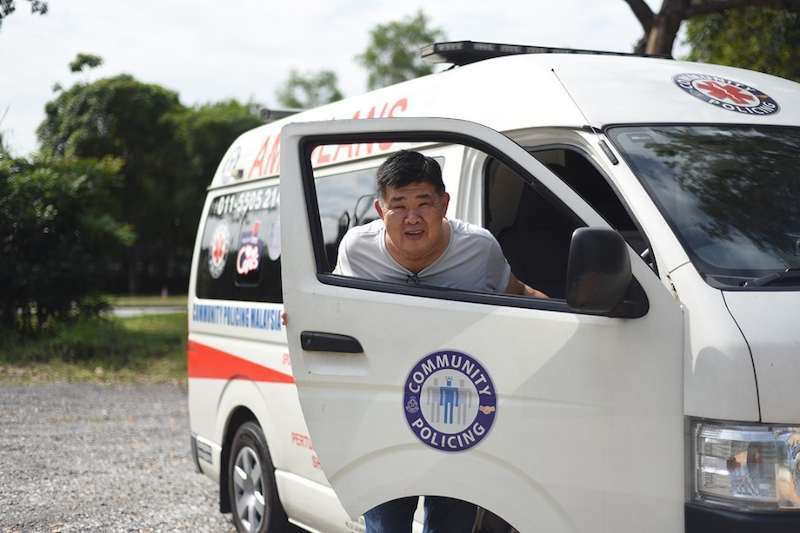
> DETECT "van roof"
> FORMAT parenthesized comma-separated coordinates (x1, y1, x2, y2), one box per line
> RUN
(210, 42, 800, 189)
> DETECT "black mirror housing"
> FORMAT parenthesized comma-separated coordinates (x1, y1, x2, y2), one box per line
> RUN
(566, 228, 633, 314)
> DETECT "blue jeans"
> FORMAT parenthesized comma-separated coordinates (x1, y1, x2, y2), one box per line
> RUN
(364, 496, 476, 533)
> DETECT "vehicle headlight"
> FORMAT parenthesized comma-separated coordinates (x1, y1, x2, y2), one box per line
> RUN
(690, 419, 800, 511)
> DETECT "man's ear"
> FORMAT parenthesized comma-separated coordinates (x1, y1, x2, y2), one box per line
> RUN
(374, 199, 385, 219)
(442, 192, 451, 215)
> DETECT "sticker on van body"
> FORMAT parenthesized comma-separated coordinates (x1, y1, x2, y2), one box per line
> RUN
(208, 222, 231, 279)
(673, 73, 779, 115)
(267, 219, 281, 261)
(219, 146, 242, 184)
(404, 350, 496, 452)
(236, 220, 263, 279)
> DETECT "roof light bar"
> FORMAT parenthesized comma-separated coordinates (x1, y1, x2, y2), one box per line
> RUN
(419, 40, 672, 66)
(260, 107, 304, 122)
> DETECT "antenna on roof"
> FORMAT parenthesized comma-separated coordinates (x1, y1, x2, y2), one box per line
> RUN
(419, 40, 672, 66)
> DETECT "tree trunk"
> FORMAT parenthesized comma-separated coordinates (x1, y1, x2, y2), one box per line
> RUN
(629, 0, 800, 57)
(646, 0, 690, 55)
(126, 245, 139, 296)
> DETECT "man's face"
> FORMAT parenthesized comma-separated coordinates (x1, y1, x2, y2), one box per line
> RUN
(375, 181, 450, 268)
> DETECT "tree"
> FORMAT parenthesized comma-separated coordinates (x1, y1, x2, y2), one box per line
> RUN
(0, 129, 8, 155)
(37, 72, 184, 294)
(69, 53, 103, 73)
(172, 100, 262, 192)
(356, 10, 446, 90)
(624, 0, 800, 56)
(0, 154, 130, 337)
(685, 6, 800, 81)
(37, 57, 263, 295)
(0, 0, 46, 31)
(168, 100, 263, 280)
(275, 70, 343, 109)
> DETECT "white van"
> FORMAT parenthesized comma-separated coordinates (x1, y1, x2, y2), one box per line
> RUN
(188, 41, 800, 533)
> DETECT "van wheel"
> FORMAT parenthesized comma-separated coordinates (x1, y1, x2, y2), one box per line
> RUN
(474, 507, 518, 533)
(228, 421, 289, 533)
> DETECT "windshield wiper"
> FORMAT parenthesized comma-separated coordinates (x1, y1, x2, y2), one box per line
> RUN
(743, 268, 800, 287)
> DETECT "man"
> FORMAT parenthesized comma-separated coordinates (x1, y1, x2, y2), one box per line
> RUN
(333, 150, 546, 533)
(335, 149, 546, 297)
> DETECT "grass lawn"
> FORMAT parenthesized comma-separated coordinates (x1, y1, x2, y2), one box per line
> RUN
(107, 293, 188, 307)
(0, 311, 188, 386)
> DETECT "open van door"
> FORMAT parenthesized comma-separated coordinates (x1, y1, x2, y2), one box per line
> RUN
(280, 118, 685, 532)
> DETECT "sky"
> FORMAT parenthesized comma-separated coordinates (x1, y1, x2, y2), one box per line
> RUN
(0, 0, 669, 156)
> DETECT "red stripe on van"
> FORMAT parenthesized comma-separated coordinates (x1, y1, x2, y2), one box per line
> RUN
(187, 340, 294, 384)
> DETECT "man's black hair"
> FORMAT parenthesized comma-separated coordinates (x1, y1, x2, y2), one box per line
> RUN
(375, 150, 445, 201)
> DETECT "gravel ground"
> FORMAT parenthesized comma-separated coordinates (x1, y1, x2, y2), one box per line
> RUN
(0, 382, 235, 532)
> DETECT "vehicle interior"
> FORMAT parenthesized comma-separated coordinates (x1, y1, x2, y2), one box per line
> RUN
(485, 148, 648, 299)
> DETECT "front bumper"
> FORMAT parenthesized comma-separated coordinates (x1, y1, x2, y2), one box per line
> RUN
(686, 503, 800, 533)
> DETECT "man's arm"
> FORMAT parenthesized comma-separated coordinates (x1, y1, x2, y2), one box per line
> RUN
(504, 272, 548, 298)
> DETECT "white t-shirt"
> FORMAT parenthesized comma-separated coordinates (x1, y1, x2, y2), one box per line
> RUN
(334, 218, 511, 293)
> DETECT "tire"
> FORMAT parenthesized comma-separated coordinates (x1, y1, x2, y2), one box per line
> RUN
(228, 421, 289, 533)
(474, 507, 517, 533)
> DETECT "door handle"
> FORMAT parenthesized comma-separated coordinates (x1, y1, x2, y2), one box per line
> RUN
(300, 331, 364, 353)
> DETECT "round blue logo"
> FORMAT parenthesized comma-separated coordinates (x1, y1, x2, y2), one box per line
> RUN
(219, 146, 242, 184)
(403, 350, 496, 452)
(673, 73, 779, 115)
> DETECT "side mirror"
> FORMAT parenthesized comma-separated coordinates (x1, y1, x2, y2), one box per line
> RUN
(566, 228, 632, 314)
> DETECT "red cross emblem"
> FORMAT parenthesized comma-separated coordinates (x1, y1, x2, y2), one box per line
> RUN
(673, 73, 779, 116)
(695, 81, 756, 105)
(213, 232, 227, 264)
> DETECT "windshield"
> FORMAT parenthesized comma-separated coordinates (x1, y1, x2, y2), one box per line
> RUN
(608, 125, 800, 288)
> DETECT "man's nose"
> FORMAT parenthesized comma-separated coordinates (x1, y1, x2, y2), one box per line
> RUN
(404, 207, 423, 222)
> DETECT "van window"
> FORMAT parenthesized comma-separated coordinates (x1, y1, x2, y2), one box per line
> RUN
(314, 167, 379, 270)
(311, 158, 444, 272)
(609, 125, 800, 287)
(195, 169, 381, 303)
(196, 184, 283, 302)
(487, 148, 650, 298)
(309, 144, 592, 305)
(485, 162, 573, 299)
(530, 149, 643, 244)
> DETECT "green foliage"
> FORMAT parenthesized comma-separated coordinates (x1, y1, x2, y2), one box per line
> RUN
(0, 0, 47, 30)
(356, 10, 445, 90)
(0, 155, 131, 338)
(171, 99, 261, 189)
(69, 53, 103, 73)
(37, 74, 181, 159)
(0, 312, 188, 384)
(686, 7, 800, 82)
(168, 99, 262, 273)
(37, 74, 183, 294)
(35, 74, 260, 295)
(107, 293, 187, 307)
(275, 69, 344, 109)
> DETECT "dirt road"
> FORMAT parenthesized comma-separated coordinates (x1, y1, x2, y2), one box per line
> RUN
(0, 382, 234, 532)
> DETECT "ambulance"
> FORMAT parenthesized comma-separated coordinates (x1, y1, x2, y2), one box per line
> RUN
(188, 41, 800, 533)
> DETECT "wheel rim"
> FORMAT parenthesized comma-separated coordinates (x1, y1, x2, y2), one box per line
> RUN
(233, 445, 267, 532)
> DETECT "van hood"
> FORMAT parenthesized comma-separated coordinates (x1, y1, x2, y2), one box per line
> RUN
(724, 291, 800, 424)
